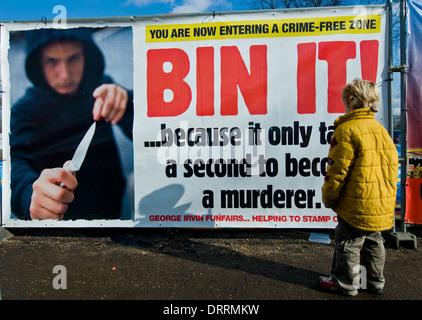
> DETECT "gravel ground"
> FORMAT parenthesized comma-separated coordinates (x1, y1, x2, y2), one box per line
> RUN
(1, 226, 421, 302)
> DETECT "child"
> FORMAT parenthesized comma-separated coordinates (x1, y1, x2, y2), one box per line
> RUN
(320, 78, 398, 296)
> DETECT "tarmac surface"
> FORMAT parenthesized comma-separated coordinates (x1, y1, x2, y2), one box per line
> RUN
(0, 226, 421, 315)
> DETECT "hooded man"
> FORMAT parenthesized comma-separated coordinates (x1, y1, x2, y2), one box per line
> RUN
(10, 28, 134, 221)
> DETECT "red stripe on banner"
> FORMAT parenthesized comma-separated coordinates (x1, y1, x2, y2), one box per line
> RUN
(360, 40, 379, 83)
(405, 178, 422, 224)
(297, 42, 316, 114)
(318, 41, 356, 113)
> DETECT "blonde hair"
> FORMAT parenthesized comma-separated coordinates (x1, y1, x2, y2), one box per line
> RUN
(341, 78, 379, 111)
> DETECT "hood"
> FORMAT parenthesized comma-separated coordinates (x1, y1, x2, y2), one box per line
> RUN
(25, 28, 105, 93)
(334, 107, 375, 127)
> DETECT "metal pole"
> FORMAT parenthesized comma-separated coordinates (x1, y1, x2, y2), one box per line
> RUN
(387, 0, 395, 232)
(400, 0, 407, 233)
(387, 0, 394, 139)
(384, 0, 417, 249)
(400, 0, 407, 232)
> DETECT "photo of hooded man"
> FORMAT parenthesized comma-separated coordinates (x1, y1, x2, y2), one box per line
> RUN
(9, 27, 134, 221)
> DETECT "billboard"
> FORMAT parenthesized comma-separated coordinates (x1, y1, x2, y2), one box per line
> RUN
(1, 5, 389, 228)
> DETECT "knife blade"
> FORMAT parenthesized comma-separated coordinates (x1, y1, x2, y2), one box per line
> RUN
(60, 122, 96, 188)
(66, 122, 96, 172)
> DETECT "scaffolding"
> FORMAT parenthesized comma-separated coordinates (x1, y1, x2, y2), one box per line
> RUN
(384, 0, 418, 249)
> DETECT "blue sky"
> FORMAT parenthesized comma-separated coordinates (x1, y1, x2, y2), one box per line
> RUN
(0, 1, 382, 21)
(0, 0, 250, 21)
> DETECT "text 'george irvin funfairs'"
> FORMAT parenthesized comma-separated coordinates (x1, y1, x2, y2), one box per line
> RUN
(1, 5, 389, 228)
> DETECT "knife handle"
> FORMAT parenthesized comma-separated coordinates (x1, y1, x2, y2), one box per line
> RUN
(59, 162, 75, 188)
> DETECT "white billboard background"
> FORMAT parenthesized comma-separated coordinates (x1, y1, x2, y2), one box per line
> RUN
(132, 6, 388, 228)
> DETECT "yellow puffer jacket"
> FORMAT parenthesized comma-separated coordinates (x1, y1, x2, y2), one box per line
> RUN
(322, 107, 398, 232)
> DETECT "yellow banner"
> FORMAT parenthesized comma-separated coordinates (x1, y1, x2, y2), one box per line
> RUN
(146, 15, 381, 43)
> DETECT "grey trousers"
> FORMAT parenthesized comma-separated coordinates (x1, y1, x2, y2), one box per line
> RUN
(331, 218, 386, 292)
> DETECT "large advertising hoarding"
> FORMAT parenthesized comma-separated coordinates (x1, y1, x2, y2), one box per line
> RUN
(1, 5, 389, 228)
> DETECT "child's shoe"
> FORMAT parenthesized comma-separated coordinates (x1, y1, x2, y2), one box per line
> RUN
(319, 275, 358, 297)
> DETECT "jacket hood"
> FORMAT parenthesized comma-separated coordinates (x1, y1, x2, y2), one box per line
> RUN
(25, 28, 105, 93)
(334, 107, 375, 127)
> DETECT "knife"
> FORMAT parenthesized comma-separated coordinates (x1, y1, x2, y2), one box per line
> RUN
(60, 122, 96, 187)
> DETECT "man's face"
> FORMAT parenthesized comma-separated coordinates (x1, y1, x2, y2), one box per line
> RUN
(41, 41, 85, 96)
